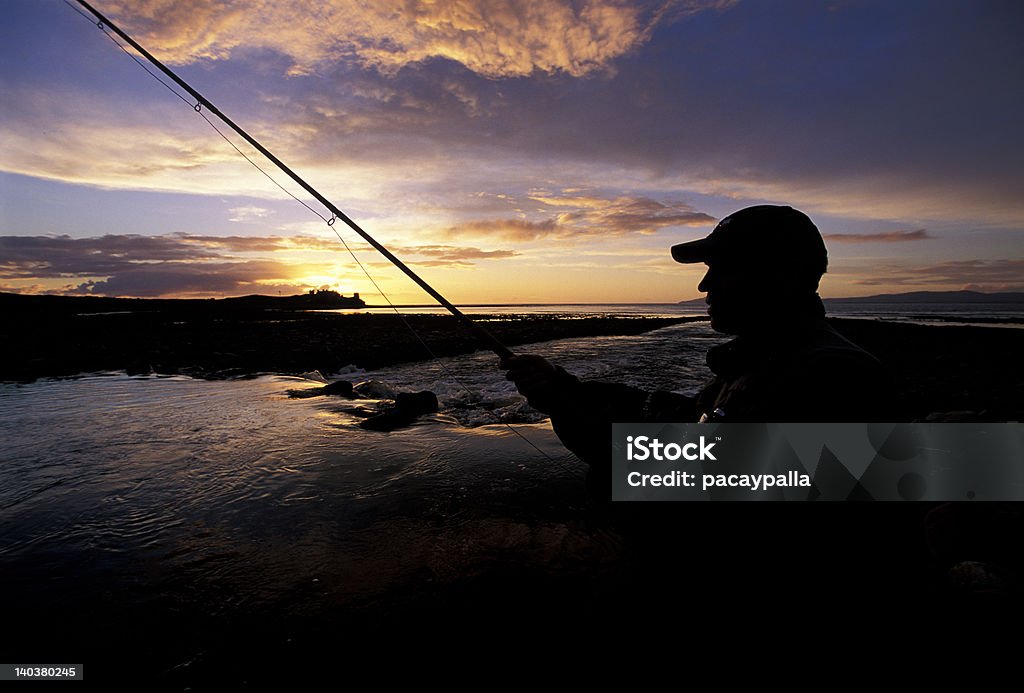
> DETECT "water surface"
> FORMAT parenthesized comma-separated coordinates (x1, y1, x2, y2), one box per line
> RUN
(0, 321, 718, 679)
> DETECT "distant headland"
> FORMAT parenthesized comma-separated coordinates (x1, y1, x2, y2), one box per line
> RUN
(0, 288, 365, 314)
(678, 289, 1024, 305)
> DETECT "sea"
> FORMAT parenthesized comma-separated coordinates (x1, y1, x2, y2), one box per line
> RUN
(322, 299, 1024, 327)
(1, 301, 1021, 680)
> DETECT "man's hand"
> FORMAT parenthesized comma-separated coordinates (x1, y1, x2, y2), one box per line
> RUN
(500, 354, 568, 411)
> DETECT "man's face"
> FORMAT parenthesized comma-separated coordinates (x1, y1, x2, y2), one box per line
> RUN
(697, 259, 761, 334)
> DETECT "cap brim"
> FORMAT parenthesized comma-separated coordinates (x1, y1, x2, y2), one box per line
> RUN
(671, 238, 713, 263)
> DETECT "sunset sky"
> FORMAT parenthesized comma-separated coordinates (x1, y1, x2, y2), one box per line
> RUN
(1, 0, 1022, 304)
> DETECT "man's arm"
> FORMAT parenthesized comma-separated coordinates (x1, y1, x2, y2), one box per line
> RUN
(502, 355, 697, 468)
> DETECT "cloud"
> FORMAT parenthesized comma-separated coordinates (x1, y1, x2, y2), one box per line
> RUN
(823, 229, 932, 243)
(388, 243, 520, 268)
(447, 218, 560, 242)
(2, 234, 223, 277)
(69, 260, 297, 297)
(851, 258, 1024, 292)
(98, 0, 730, 78)
(0, 92, 282, 196)
(11, 1, 1022, 231)
(0, 233, 517, 296)
(228, 205, 273, 222)
(9, 0, 1022, 287)
(395, 244, 518, 261)
(0, 87, 413, 200)
(444, 192, 714, 240)
(306, 240, 520, 267)
(0, 234, 321, 278)
(0, 233, 320, 297)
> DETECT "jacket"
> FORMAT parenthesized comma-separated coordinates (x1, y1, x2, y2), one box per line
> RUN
(534, 318, 886, 470)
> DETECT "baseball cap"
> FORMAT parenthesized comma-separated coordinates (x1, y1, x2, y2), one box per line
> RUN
(671, 205, 827, 273)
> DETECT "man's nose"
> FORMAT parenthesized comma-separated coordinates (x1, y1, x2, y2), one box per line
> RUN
(698, 268, 712, 293)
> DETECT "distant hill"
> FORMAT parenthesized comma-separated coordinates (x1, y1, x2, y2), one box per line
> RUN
(678, 290, 1024, 305)
(822, 290, 1024, 304)
(0, 289, 365, 314)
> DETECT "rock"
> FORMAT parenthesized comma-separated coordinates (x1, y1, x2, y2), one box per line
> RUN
(395, 390, 439, 415)
(287, 379, 354, 398)
(359, 390, 439, 432)
(321, 380, 354, 397)
(353, 380, 398, 399)
(297, 370, 328, 383)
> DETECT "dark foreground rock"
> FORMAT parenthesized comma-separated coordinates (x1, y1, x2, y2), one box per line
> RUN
(828, 318, 1024, 421)
(359, 391, 440, 431)
(287, 378, 440, 430)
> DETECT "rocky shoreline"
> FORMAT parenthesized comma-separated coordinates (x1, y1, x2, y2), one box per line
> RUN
(4, 308, 700, 382)
(5, 306, 1022, 421)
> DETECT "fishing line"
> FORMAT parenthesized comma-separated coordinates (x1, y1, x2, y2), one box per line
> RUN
(62, 0, 333, 224)
(62, 0, 567, 466)
(328, 229, 564, 466)
(68, 0, 513, 361)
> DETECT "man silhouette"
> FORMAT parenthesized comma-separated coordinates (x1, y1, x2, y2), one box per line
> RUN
(502, 205, 886, 469)
(502, 207, 922, 610)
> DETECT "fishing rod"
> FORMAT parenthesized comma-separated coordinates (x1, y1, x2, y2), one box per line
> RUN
(70, 0, 514, 361)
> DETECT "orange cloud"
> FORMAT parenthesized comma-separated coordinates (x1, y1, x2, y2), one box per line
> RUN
(97, 0, 730, 78)
(445, 193, 714, 240)
(0, 233, 518, 297)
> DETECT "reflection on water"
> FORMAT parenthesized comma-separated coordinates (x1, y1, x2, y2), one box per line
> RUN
(0, 322, 717, 679)
(0, 374, 571, 599)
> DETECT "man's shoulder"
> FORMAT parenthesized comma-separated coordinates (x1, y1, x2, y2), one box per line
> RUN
(794, 320, 881, 369)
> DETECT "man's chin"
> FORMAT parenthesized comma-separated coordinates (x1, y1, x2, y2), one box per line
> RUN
(708, 314, 739, 335)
